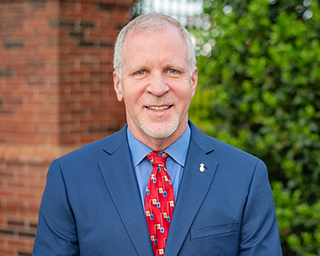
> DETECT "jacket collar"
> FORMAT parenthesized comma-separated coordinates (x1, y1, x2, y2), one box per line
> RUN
(102, 121, 215, 156)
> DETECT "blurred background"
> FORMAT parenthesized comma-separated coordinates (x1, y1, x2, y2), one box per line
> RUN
(1, 0, 319, 255)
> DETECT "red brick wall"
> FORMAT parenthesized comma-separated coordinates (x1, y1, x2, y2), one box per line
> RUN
(0, 1, 133, 255)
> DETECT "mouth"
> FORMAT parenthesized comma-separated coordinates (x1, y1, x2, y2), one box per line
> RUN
(146, 105, 172, 111)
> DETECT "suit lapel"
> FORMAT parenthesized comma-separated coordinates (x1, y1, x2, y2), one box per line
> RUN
(165, 123, 219, 256)
(98, 127, 153, 256)
(97, 123, 218, 256)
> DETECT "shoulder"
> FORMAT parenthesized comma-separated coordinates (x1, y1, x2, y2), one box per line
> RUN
(189, 121, 266, 178)
(190, 121, 261, 163)
(55, 125, 128, 168)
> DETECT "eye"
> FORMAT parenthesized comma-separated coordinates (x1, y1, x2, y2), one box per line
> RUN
(135, 70, 147, 75)
(167, 69, 179, 74)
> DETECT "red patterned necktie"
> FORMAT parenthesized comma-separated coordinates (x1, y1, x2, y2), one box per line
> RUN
(145, 152, 175, 256)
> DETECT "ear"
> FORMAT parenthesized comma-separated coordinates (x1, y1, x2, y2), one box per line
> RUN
(113, 71, 123, 102)
(190, 67, 198, 98)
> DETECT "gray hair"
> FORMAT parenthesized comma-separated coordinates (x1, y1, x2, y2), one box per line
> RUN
(113, 13, 197, 78)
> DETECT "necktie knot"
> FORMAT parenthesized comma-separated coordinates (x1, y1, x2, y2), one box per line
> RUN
(147, 152, 169, 168)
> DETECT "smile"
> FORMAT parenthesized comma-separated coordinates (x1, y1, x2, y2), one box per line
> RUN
(146, 105, 172, 111)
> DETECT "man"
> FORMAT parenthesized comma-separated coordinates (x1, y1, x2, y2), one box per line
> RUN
(32, 13, 282, 255)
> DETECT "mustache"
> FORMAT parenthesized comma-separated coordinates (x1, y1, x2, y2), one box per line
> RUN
(140, 96, 176, 107)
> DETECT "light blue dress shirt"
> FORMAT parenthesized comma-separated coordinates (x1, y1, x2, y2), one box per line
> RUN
(127, 125, 191, 207)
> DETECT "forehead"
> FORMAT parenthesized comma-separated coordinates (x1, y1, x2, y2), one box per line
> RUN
(123, 25, 187, 55)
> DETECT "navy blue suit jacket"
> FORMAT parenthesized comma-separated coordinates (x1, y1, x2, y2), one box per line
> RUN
(33, 122, 282, 255)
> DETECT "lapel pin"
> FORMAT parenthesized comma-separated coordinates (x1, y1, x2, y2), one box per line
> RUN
(199, 163, 205, 172)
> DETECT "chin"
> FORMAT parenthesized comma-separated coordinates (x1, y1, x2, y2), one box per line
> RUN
(141, 120, 179, 139)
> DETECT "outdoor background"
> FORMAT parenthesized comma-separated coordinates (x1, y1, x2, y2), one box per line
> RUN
(136, 0, 320, 255)
(1, 0, 320, 255)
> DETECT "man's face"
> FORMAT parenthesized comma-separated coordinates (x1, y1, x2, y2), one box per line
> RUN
(113, 25, 197, 149)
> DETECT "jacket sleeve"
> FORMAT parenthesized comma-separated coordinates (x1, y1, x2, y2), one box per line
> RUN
(239, 159, 282, 255)
(32, 160, 79, 256)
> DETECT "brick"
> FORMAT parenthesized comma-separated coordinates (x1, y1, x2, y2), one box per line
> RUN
(5, 80, 24, 86)
(69, 31, 84, 38)
(29, 222, 37, 229)
(26, 81, 46, 87)
(13, 13, 34, 19)
(18, 231, 36, 239)
(0, 29, 15, 37)
(24, 20, 47, 28)
(37, 11, 58, 19)
(0, 248, 15, 256)
(0, 228, 15, 236)
(37, 30, 60, 37)
(98, 3, 115, 12)
(0, 190, 15, 198)
(4, 22, 24, 29)
(5, 97, 23, 105)
(0, 171, 14, 178)
(18, 192, 39, 201)
(66, 12, 91, 19)
(79, 61, 95, 67)
(14, 51, 34, 58)
(0, 52, 14, 60)
(78, 40, 96, 47)
(30, 1, 47, 9)
(37, 50, 59, 57)
(0, 109, 15, 115)
(59, 2, 77, 10)
(28, 200, 42, 212)
(18, 251, 32, 256)
(6, 2, 26, 10)
(80, 20, 95, 28)
(15, 71, 36, 77)
(5, 61, 24, 68)
(15, 91, 33, 97)
(99, 41, 113, 48)
(58, 20, 76, 28)
(25, 61, 47, 67)
(24, 41, 46, 48)
(16, 128, 37, 135)
(0, 69, 14, 77)
(7, 181, 26, 189)
(7, 220, 25, 227)
(28, 184, 45, 191)
(69, 70, 86, 76)
(89, 70, 104, 75)
(19, 211, 39, 221)
(8, 239, 26, 248)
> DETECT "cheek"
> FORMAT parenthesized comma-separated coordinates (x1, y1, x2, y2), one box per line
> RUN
(122, 79, 146, 96)
(175, 86, 194, 101)
(123, 91, 143, 111)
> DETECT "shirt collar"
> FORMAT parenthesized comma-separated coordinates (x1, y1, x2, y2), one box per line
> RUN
(127, 125, 191, 168)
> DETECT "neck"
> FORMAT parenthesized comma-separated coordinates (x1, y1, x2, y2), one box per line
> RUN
(128, 122, 188, 152)
(144, 137, 176, 152)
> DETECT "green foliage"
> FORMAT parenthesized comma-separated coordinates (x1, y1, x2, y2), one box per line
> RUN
(189, 0, 320, 254)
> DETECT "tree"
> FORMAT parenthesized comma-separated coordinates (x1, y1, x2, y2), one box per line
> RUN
(189, 0, 320, 254)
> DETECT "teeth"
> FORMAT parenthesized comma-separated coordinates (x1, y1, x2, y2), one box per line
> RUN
(147, 106, 170, 111)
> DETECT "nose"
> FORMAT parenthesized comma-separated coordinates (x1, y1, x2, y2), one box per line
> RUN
(146, 72, 169, 96)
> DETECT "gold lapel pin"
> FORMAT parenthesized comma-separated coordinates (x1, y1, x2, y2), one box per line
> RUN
(199, 163, 205, 172)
